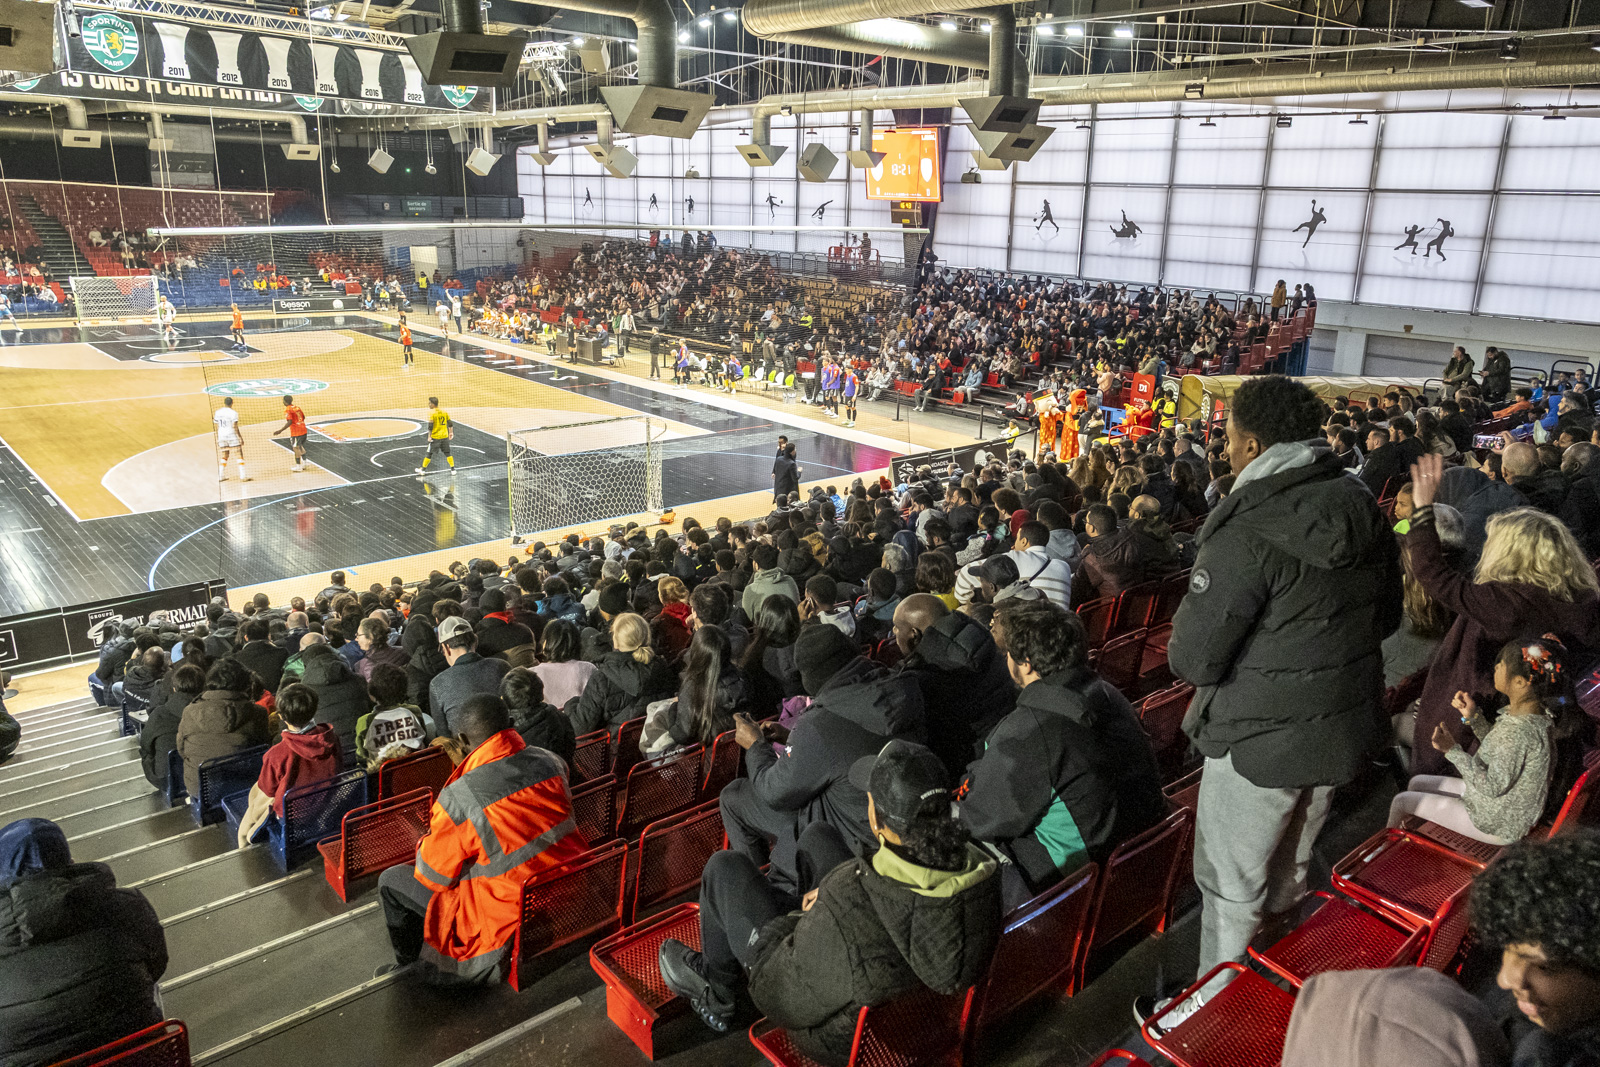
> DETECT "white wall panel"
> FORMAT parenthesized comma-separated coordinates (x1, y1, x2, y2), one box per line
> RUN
(1255, 188, 1367, 299)
(1012, 116, 1090, 186)
(1375, 112, 1503, 191)
(1164, 187, 1258, 291)
(1082, 185, 1166, 283)
(1500, 116, 1600, 193)
(1173, 113, 1269, 187)
(1357, 192, 1490, 311)
(1265, 114, 1377, 188)
(1010, 186, 1083, 276)
(1479, 193, 1600, 322)
(1088, 104, 1176, 186)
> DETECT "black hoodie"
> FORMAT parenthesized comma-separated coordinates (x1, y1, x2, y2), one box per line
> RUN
(0, 863, 168, 1066)
(298, 645, 369, 759)
(743, 657, 926, 854)
(746, 842, 1002, 1067)
(897, 612, 1017, 777)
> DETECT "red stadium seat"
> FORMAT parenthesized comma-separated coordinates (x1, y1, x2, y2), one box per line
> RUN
(1083, 808, 1192, 982)
(1248, 891, 1425, 988)
(49, 1021, 191, 1067)
(616, 746, 704, 840)
(572, 728, 612, 783)
(375, 746, 453, 802)
(1113, 582, 1162, 636)
(750, 985, 976, 1067)
(318, 787, 432, 902)
(508, 839, 629, 991)
(975, 863, 1099, 1035)
(630, 800, 724, 922)
(1095, 628, 1148, 696)
(1549, 762, 1600, 835)
(1076, 597, 1119, 649)
(571, 774, 617, 847)
(1088, 1053, 1154, 1067)
(590, 903, 703, 1058)
(700, 729, 741, 800)
(1140, 683, 1196, 781)
(1142, 963, 1294, 1067)
(612, 717, 648, 783)
(1330, 828, 1486, 929)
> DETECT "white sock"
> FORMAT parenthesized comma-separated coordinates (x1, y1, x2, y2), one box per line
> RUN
(238, 463, 248, 478)
(218, 464, 226, 479)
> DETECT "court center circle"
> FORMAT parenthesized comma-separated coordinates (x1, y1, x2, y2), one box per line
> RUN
(206, 378, 330, 398)
(310, 417, 422, 442)
(143, 349, 247, 364)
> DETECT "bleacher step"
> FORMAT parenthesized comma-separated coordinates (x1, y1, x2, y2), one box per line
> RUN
(71, 804, 195, 857)
(0, 771, 152, 821)
(134, 842, 283, 920)
(0, 749, 142, 793)
(161, 866, 352, 976)
(10, 695, 102, 719)
(104, 824, 232, 886)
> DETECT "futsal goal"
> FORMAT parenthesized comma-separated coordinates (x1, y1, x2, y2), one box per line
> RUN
(507, 415, 664, 543)
(69, 275, 160, 324)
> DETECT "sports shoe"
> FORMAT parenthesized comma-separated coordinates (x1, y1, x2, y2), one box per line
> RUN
(414, 467, 427, 475)
(1134, 990, 1207, 1037)
(658, 939, 735, 1034)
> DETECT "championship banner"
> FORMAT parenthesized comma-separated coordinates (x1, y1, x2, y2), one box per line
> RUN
(0, 579, 227, 674)
(32, 9, 491, 112)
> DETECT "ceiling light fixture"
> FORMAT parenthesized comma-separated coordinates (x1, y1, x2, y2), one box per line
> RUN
(1037, 24, 1054, 34)
(981, 22, 993, 32)
(1075, 120, 1090, 130)
(698, 16, 711, 27)
(1458, 0, 1493, 7)
(678, 29, 689, 41)
(1545, 107, 1566, 120)
(940, 20, 956, 30)
(1275, 114, 1293, 128)
(1198, 118, 1216, 127)
(1113, 25, 1133, 38)
(1349, 114, 1368, 124)
(572, 36, 585, 45)
(723, 9, 737, 18)
(1065, 24, 1084, 36)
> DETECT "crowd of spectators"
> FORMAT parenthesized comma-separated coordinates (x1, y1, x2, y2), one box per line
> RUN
(7, 342, 1600, 1064)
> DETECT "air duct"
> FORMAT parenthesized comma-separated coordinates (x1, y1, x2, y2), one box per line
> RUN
(404, 0, 527, 87)
(759, 20, 991, 66)
(847, 108, 884, 168)
(554, 0, 712, 136)
(146, 111, 172, 152)
(737, 110, 788, 167)
(961, 7, 1042, 133)
(528, 121, 557, 166)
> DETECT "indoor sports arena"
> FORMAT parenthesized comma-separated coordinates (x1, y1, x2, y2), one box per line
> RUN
(2, 0, 1599, 1066)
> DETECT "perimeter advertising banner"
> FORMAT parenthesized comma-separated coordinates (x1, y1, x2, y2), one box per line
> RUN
(0, 580, 227, 673)
(9, 8, 492, 113)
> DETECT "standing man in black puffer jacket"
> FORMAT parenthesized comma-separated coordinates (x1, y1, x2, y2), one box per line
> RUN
(0, 818, 168, 1066)
(1145, 375, 1402, 1028)
(719, 625, 925, 898)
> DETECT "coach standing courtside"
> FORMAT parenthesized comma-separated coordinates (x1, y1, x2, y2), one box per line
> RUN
(1143, 375, 1401, 1027)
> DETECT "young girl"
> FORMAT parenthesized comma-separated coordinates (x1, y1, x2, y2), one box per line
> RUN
(1387, 636, 1575, 844)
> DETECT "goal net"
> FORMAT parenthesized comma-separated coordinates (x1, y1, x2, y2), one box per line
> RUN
(507, 415, 664, 542)
(69, 275, 160, 323)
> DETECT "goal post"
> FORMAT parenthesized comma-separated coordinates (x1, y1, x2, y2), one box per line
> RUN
(506, 415, 664, 543)
(69, 275, 160, 324)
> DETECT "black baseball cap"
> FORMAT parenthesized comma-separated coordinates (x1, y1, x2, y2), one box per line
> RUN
(847, 739, 951, 833)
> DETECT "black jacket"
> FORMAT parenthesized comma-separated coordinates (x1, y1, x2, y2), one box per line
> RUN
(475, 616, 535, 659)
(898, 612, 1017, 778)
(746, 844, 1002, 1067)
(298, 645, 369, 760)
(569, 650, 677, 735)
(744, 658, 926, 854)
(509, 701, 577, 767)
(0, 695, 16, 764)
(959, 668, 1166, 896)
(402, 612, 449, 714)
(138, 686, 193, 791)
(94, 636, 136, 685)
(667, 667, 752, 748)
(1359, 441, 1412, 499)
(233, 639, 289, 693)
(0, 864, 168, 1066)
(118, 663, 163, 711)
(1170, 445, 1402, 789)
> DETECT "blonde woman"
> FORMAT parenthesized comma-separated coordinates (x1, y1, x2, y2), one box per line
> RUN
(569, 612, 677, 735)
(1108, 463, 1145, 499)
(1403, 453, 1600, 777)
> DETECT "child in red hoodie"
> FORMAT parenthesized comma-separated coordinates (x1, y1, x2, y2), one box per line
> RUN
(235, 682, 344, 847)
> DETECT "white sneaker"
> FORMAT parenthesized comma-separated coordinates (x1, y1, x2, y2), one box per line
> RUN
(1134, 988, 1210, 1037)
(415, 467, 427, 475)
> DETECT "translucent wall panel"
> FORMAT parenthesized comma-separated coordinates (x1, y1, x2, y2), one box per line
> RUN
(1011, 186, 1083, 276)
(1479, 194, 1600, 322)
(1088, 104, 1176, 186)
(1082, 185, 1166, 284)
(634, 175, 675, 229)
(849, 187, 894, 245)
(1255, 188, 1368, 300)
(1357, 192, 1491, 311)
(1499, 116, 1600, 193)
(1014, 106, 1090, 186)
(1164, 187, 1259, 292)
(1173, 113, 1269, 187)
(710, 176, 753, 249)
(937, 124, 1013, 272)
(1375, 112, 1503, 191)
(1265, 114, 1377, 189)
(749, 176, 793, 252)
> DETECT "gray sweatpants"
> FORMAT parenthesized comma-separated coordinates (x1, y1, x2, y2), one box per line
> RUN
(1193, 753, 1335, 975)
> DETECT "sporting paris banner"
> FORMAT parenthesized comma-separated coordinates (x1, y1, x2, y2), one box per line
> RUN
(9, 8, 492, 113)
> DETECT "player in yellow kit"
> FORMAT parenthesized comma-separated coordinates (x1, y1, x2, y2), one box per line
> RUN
(415, 396, 454, 476)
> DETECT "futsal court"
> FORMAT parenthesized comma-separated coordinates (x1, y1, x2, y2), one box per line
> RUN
(0, 305, 910, 616)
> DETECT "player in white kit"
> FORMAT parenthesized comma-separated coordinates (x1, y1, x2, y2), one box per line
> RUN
(157, 295, 178, 343)
(214, 396, 250, 481)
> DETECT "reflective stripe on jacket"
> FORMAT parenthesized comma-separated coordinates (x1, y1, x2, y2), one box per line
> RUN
(414, 730, 588, 980)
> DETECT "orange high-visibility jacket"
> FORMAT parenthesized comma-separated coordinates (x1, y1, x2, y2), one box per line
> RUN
(413, 730, 588, 980)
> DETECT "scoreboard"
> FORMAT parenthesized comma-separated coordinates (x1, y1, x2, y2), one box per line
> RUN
(865, 127, 942, 202)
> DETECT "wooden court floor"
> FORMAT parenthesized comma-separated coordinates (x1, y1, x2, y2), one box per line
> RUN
(0, 323, 651, 519)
